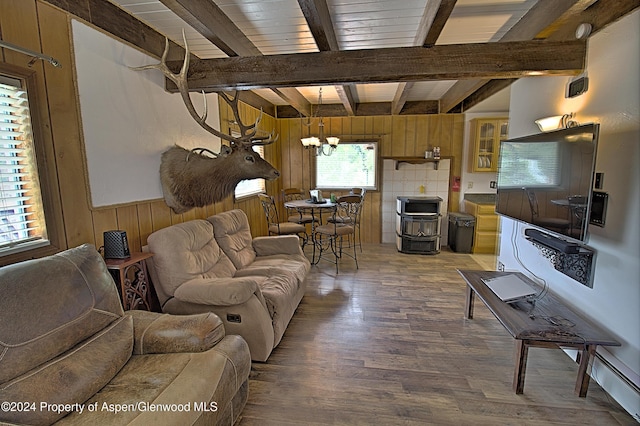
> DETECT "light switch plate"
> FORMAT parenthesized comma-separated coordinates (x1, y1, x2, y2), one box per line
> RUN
(594, 172, 604, 189)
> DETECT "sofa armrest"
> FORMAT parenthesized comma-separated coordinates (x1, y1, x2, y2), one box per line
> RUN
(126, 310, 226, 355)
(174, 276, 265, 306)
(253, 235, 303, 256)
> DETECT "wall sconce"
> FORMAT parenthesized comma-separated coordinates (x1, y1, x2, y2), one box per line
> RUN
(535, 113, 579, 132)
(301, 88, 339, 156)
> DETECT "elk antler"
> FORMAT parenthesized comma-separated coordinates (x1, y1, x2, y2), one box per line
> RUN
(220, 92, 279, 147)
(131, 30, 277, 148)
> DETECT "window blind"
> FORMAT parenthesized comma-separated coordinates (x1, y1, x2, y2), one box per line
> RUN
(0, 76, 47, 252)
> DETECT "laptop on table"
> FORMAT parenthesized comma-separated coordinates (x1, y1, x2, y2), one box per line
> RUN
(481, 274, 537, 303)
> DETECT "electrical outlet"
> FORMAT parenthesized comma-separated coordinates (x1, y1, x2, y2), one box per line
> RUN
(497, 261, 505, 271)
(490, 181, 497, 189)
(468, 181, 473, 189)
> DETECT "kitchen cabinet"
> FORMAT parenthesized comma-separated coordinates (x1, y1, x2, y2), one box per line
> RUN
(463, 199, 499, 254)
(468, 118, 508, 173)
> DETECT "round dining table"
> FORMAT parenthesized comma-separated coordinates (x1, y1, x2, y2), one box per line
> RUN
(284, 199, 336, 264)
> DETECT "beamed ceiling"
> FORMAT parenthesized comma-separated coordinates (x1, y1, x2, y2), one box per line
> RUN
(45, 0, 639, 117)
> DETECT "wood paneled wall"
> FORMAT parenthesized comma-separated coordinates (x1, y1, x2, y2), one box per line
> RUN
(1, 0, 464, 264)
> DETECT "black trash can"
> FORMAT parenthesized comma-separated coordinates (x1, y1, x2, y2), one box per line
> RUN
(448, 212, 475, 253)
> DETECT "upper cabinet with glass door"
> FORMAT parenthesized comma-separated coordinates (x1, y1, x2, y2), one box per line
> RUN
(468, 118, 508, 172)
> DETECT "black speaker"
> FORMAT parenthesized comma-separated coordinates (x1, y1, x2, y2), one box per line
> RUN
(103, 230, 130, 259)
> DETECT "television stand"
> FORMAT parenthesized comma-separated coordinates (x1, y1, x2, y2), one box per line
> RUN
(457, 269, 619, 397)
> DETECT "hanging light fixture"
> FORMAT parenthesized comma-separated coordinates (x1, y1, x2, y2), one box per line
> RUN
(301, 88, 339, 156)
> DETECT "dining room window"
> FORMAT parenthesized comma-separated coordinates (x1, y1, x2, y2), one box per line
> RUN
(315, 141, 378, 190)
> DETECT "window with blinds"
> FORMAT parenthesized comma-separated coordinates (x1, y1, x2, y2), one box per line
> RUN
(234, 143, 266, 200)
(0, 74, 48, 254)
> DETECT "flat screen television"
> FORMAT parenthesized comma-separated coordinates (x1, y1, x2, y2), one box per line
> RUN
(496, 123, 599, 243)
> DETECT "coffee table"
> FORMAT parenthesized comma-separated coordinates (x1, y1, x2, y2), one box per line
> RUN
(457, 269, 619, 397)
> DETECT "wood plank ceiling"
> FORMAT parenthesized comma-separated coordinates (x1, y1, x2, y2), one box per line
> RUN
(106, 0, 638, 117)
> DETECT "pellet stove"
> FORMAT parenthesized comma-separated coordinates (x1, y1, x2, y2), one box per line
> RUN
(396, 196, 442, 254)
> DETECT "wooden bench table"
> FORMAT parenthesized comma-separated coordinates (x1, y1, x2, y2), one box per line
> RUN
(457, 269, 620, 397)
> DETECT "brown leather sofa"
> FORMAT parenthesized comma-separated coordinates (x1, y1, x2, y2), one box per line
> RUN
(0, 244, 250, 425)
(147, 209, 310, 362)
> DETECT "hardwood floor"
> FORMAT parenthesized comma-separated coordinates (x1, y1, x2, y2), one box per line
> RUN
(237, 244, 635, 425)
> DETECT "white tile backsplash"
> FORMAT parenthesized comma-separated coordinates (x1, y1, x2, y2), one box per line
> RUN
(382, 159, 450, 244)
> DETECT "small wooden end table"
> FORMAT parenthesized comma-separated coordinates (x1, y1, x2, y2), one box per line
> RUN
(458, 269, 620, 397)
(105, 252, 154, 311)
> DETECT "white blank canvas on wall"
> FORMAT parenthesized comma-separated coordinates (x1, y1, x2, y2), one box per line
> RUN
(72, 20, 221, 208)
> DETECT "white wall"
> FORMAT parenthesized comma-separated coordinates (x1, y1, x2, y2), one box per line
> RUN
(499, 10, 640, 417)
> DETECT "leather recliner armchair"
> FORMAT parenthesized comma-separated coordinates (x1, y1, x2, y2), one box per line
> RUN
(0, 244, 250, 425)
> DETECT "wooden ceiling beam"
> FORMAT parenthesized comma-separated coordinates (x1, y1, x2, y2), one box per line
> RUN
(158, 0, 260, 57)
(391, 82, 415, 116)
(271, 88, 312, 117)
(42, 0, 182, 60)
(439, 0, 615, 113)
(460, 0, 636, 113)
(298, 0, 339, 51)
(546, 0, 640, 41)
(298, 0, 357, 116)
(180, 40, 586, 91)
(392, 0, 457, 115)
(277, 100, 439, 118)
(459, 79, 517, 112)
(422, 0, 458, 47)
(157, 0, 310, 117)
(335, 84, 357, 116)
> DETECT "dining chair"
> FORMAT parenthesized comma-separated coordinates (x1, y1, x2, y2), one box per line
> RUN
(350, 188, 366, 251)
(258, 194, 308, 245)
(314, 195, 362, 273)
(327, 188, 366, 252)
(282, 188, 316, 225)
(525, 189, 571, 232)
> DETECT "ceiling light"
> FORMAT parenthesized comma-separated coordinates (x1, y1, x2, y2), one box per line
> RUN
(301, 88, 339, 156)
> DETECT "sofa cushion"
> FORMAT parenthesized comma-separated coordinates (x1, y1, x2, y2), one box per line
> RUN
(0, 244, 125, 385)
(147, 220, 237, 304)
(175, 276, 266, 306)
(259, 274, 300, 319)
(208, 209, 256, 270)
(1, 316, 133, 425)
(244, 254, 311, 285)
(55, 335, 251, 426)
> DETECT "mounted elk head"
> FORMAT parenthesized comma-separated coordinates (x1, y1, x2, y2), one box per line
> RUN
(131, 32, 280, 214)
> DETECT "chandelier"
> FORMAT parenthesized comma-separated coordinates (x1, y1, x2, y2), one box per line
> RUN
(301, 88, 339, 156)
